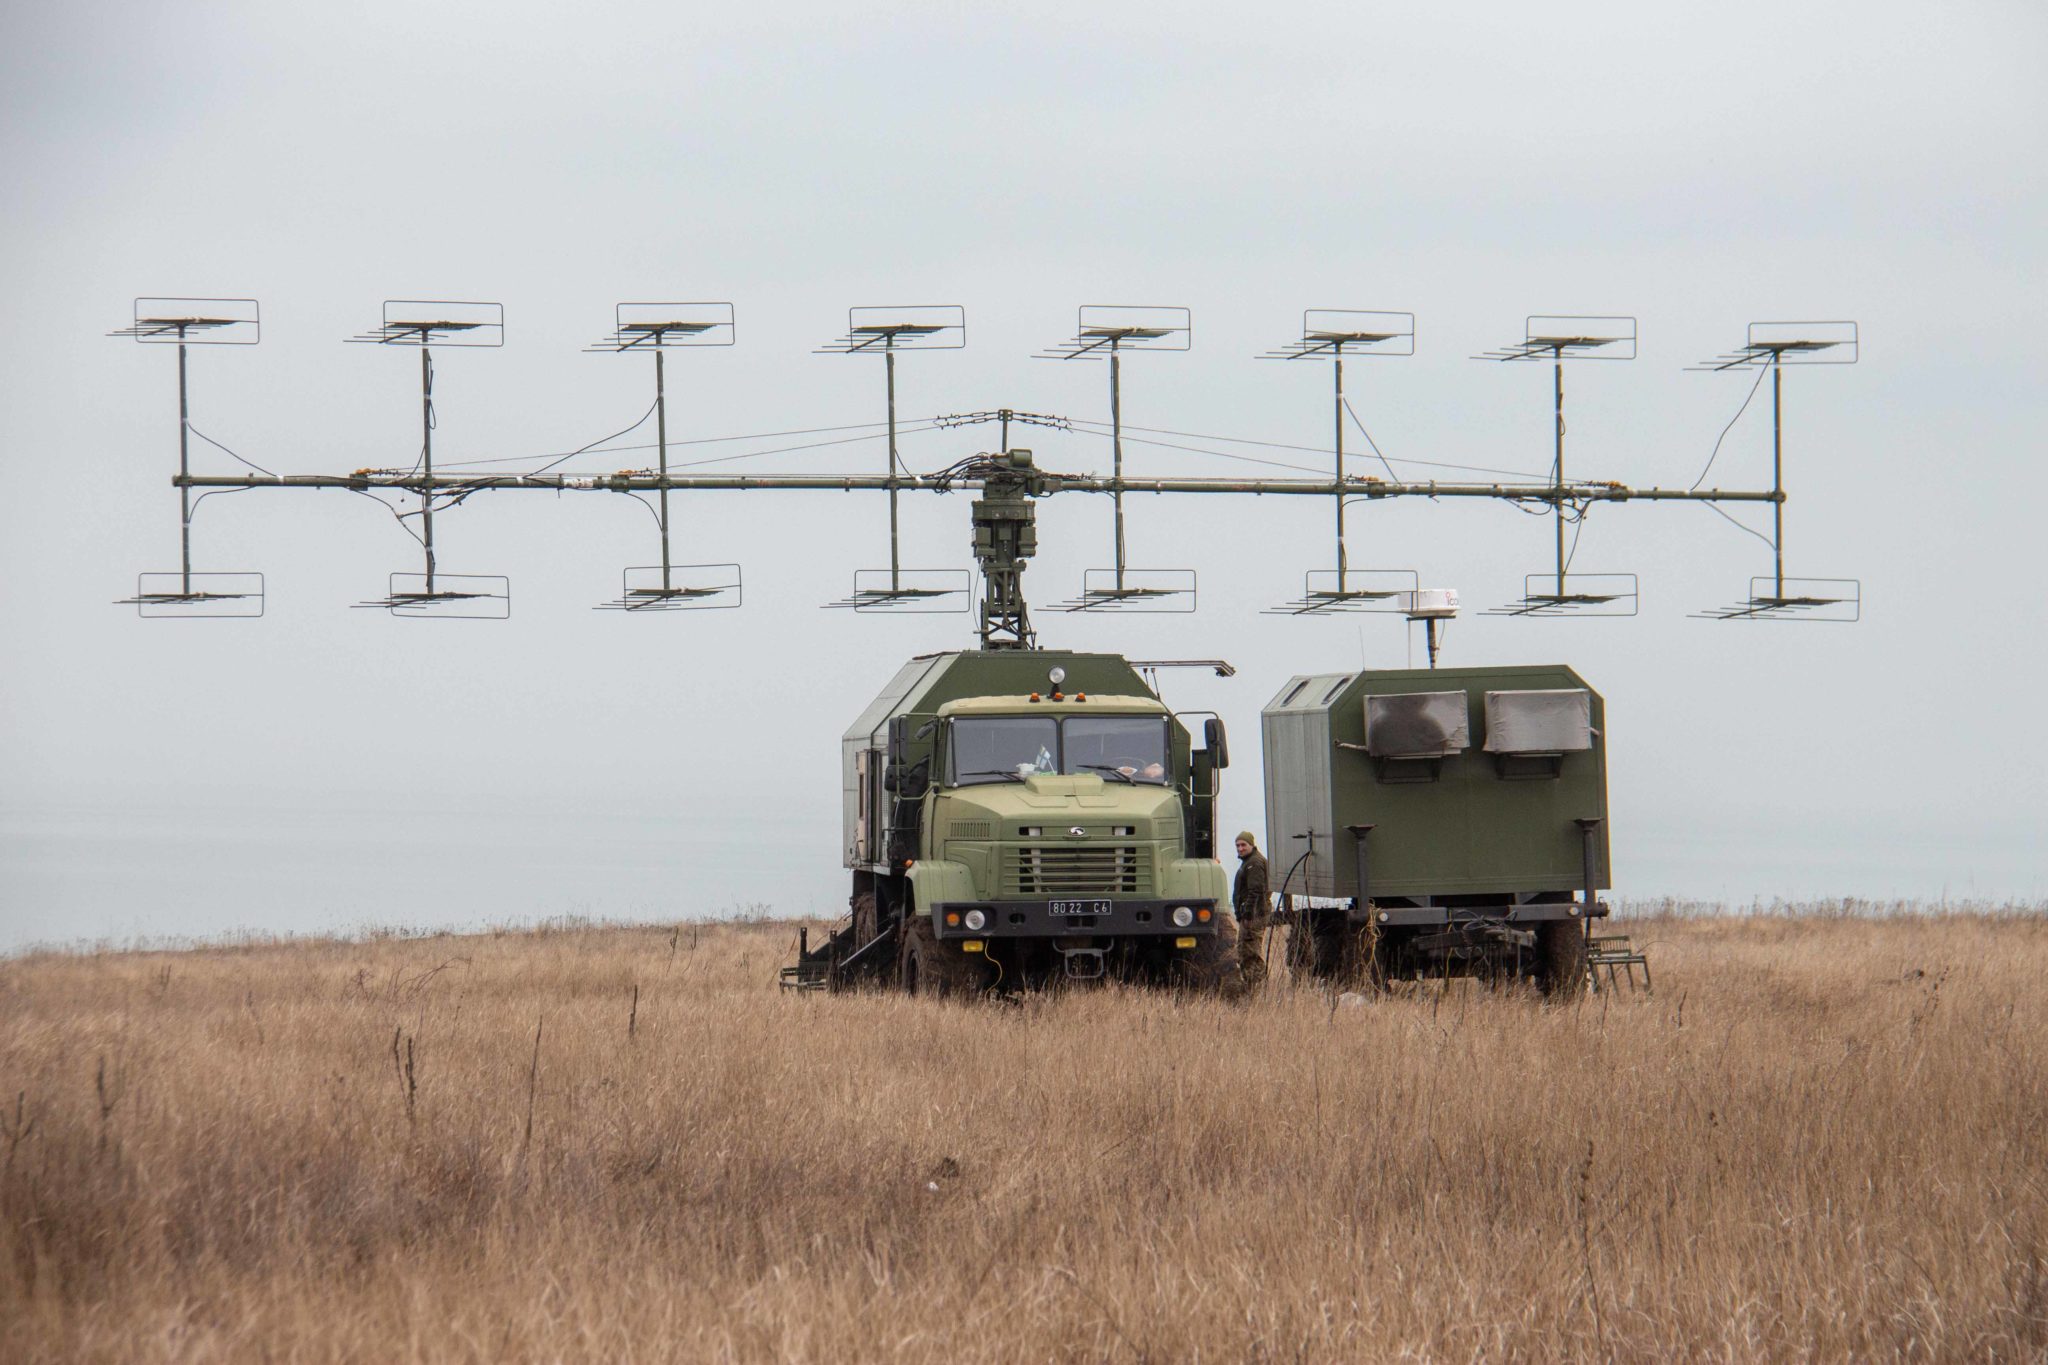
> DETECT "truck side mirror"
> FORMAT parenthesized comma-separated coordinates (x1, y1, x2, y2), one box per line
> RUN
(1204, 717, 1229, 769)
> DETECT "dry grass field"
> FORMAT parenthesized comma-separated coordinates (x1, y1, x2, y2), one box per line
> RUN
(3, 907, 2045, 1362)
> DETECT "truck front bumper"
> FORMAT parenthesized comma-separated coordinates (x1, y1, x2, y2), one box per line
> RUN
(931, 899, 1220, 940)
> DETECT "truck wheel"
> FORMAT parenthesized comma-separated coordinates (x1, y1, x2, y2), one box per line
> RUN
(1537, 919, 1588, 999)
(899, 914, 985, 999)
(1178, 914, 1246, 998)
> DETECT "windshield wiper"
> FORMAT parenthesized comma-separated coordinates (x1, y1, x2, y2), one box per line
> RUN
(1077, 763, 1137, 784)
(960, 769, 1028, 783)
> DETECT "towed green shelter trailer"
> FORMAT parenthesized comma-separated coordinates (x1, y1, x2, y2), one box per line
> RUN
(1260, 664, 1610, 993)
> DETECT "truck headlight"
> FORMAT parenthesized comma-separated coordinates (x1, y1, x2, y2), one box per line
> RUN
(963, 909, 987, 931)
(1171, 906, 1194, 928)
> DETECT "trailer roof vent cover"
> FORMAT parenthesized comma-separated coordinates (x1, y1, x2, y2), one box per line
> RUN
(1364, 691, 1470, 758)
(1484, 689, 1593, 754)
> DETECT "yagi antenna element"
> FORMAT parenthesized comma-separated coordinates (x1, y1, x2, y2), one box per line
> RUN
(818, 306, 970, 615)
(1690, 321, 1861, 621)
(1040, 306, 1197, 613)
(348, 299, 511, 617)
(588, 302, 743, 612)
(1477, 313, 1640, 617)
(109, 298, 267, 617)
(1259, 308, 1415, 613)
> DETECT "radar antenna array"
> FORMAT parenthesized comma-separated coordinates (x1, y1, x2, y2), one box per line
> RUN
(107, 294, 1864, 645)
(1259, 309, 1421, 615)
(1039, 306, 1197, 613)
(345, 301, 510, 618)
(817, 306, 970, 613)
(1689, 322, 1861, 621)
(587, 303, 742, 612)
(1476, 315, 1639, 617)
(109, 298, 267, 617)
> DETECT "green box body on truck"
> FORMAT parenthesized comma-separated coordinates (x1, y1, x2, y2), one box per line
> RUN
(814, 650, 1238, 994)
(1260, 663, 1609, 993)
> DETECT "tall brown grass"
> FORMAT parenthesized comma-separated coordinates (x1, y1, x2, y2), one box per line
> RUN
(3, 908, 2044, 1361)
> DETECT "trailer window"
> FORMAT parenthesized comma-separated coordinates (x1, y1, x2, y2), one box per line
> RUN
(1063, 716, 1170, 784)
(949, 717, 1059, 785)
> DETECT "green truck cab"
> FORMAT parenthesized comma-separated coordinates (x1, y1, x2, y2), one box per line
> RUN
(787, 649, 1238, 993)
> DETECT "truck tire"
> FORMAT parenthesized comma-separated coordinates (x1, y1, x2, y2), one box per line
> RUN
(1537, 919, 1588, 999)
(899, 914, 985, 999)
(1178, 914, 1246, 998)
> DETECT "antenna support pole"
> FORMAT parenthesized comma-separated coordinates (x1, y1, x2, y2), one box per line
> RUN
(972, 450, 1041, 650)
(1553, 345, 1566, 598)
(1334, 341, 1347, 592)
(420, 344, 436, 594)
(656, 348, 671, 591)
(1110, 341, 1126, 591)
(886, 341, 900, 592)
(176, 333, 192, 594)
(1772, 355, 1784, 599)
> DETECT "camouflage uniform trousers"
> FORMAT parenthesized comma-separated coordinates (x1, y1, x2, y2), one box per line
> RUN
(1236, 911, 1272, 986)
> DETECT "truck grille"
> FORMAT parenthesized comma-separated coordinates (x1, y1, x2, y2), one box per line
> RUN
(1006, 845, 1149, 896)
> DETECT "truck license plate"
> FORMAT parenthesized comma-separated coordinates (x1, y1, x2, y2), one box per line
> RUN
(1049, 900, 1112, 916)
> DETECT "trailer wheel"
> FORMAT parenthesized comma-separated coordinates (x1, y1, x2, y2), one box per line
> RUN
(1537, 919, 1589, 999)
(1286, 910, 1360, 983)
(899, 914, 985, 999)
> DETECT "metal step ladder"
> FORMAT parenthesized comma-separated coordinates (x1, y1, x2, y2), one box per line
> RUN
(1587, 933, 1650, 992)
(778, 919, 900, 991)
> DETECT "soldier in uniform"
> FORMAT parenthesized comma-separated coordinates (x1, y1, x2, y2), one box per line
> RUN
(1232, 831, 1271, 984)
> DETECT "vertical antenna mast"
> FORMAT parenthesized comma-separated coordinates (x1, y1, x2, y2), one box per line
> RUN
(1040, 305, 1197, 612)
(346, 300, 509, 617)
(820, 305, 970, 614)
(1691, 321, 1861, 620)
(588, 303, 742, 611)
(1261, 309, 1419, 616)
(110, 298, 265, 617)
(1477, 314, 1640, 616)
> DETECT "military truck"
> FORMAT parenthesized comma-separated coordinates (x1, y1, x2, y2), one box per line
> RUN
(1260, 664, 1609, 995)
(784, 649, 1240, 994)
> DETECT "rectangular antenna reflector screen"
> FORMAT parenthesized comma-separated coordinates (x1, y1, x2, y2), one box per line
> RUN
(1060, 568, 1197, 613)
(1491, 572, 1639, 617)
(1748, 321, 1858, 364)
(1523, 315, 1636, 360)
(835, 305, 965, 351)
(1302, 309, 1413, 355)
(1073, 305, 1191, 351)
(829, 568, 970, 612)
(1365, 691, 1471, 758)
(125, 298, 259, 344)
(1276, 568, 1418, 615)
(1699, 576, 1861, 623)
(124, 572, 265, 617)
(381, 573, 510, 618)
(611, 302, 735, 348)
(1484, 690, 1592, 754)
(605, 564, 742, 611)
(368, 301, 504, 346)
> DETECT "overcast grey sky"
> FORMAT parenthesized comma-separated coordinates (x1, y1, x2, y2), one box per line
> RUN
(3, 2, 2042, 949)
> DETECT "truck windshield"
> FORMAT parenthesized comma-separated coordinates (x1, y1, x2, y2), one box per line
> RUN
(948, 715, 1170, 786)
(1063, 716, 1170, 784)
(950, 717, 1059, 785)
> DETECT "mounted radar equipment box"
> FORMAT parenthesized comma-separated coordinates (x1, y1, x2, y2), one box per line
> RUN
(781, 650, 1240, 996)
(1260, 664, 1609, 995)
